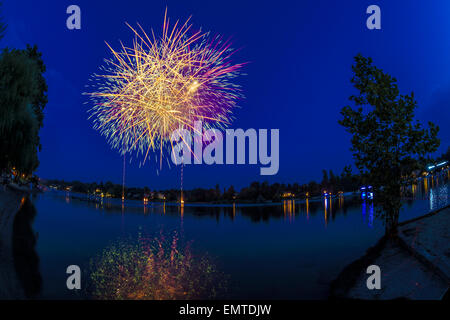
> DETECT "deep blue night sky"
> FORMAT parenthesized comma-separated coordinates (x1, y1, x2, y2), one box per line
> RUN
(2, 0, 450, 189)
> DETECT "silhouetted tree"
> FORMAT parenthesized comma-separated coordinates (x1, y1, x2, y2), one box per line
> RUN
(0, 49, 42, 175)
(223, 185, 236, 201)
(0, 16, 47, 177)
(321, 170, 328, 188)
(215, 184, 221, 200)
(339, 54, 440, 234)
(329, 170, 337, 192)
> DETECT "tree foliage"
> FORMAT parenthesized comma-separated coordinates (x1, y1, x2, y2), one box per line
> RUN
(0, 45, 47, 176)
(339, 54, 440, 232)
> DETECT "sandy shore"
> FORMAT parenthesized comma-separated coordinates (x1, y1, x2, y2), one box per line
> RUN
(330, 205, 450, 300)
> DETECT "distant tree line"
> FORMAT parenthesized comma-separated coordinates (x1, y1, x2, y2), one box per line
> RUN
(42, 144, 448, 205)
(43, 164, 362, 203)
(437, 146, 450, 163)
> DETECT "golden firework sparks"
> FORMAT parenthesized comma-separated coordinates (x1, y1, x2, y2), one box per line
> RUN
(85, 9, 244, 166)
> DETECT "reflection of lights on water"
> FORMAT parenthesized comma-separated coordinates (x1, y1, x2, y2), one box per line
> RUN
(428, 170, 450, 211)
(292, 201, 295, 222)
(368, 202, 374, 228)
(329, 197, 332, 214)
(338, 195, 344, 209)
(362, 200, 366, 221)
(90, 233, 226, 300)
(283, 200, 295, 222)
(430, 188, 434, 211)
(412, 184, 417, 198)
(361, 200, 373, 227)
(306, 198, 309, 220)
(429, 183, 449, 211)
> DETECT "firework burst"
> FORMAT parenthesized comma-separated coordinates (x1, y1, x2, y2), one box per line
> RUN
(85, 10, 244, 166)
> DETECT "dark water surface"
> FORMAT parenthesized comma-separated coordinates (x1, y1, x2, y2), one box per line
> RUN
(7, 170, 450, 300)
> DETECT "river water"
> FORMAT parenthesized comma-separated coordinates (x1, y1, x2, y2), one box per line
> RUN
(5, 169, 449, 299)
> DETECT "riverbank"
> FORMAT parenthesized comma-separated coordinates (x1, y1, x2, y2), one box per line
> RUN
(62, 190, 360, 208)
(330, 205, 450, 300)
